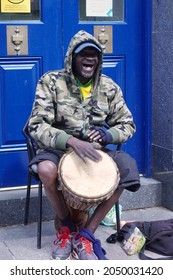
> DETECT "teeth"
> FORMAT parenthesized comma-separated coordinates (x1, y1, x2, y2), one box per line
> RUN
(83, 65, 93, 71)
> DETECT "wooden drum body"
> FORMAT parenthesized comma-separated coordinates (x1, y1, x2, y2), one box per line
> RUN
(59, 150, 120, 211)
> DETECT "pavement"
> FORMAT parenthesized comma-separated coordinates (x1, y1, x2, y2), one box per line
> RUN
(0, 206, 172, 260)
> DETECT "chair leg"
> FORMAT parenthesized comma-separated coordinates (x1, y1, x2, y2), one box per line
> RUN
(37, 181, 42, 249)
(115, 200, 121, 235)
(106, 200, 121, 244)
(24, 173, 32, 225)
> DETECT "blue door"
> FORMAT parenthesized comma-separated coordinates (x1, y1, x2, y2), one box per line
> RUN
(0, 0, 63, 187)
(0, 0, 151, 188)
(62, 0, 152, 176)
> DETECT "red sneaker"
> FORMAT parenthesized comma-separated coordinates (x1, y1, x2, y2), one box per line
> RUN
(72, 233, 98, 260)
(51, 226, 73, 260)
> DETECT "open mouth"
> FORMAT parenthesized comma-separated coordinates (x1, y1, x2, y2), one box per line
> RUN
(82, 63, 94, 72)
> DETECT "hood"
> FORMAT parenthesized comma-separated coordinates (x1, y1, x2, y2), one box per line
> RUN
(64, 30, 103, 88)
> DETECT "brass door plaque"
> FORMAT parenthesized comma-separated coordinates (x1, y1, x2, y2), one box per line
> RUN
(7, 26, 28, 55)
(94, 26, 112, 54)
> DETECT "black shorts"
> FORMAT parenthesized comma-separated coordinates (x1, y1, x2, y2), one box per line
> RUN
(29, 149, 64, 168)
(29, 148, 140, 192)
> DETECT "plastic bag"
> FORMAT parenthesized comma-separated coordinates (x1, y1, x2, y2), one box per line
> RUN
(122, 224, 146, 255)
(89, 204, 122, 227)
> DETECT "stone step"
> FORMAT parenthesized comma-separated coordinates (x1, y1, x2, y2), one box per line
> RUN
(0, 177, 162, 227)
(119, 177, 162, 210)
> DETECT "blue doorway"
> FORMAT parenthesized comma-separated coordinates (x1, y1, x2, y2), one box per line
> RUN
(0, 0, 152, 188)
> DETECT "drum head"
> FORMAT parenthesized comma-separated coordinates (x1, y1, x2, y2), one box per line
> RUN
(59, 150, 119, 200)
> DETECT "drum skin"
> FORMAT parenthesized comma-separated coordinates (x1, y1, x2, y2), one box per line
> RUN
(59, 150, 120, 210)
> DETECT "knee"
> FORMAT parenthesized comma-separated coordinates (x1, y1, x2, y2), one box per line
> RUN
(38, 161, 58, 185)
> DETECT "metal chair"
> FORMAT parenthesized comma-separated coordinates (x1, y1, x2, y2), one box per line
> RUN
(23, 119, 42, 249)
(23, 119, 122, 249)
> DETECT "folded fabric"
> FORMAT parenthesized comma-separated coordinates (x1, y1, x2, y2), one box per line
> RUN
(79, 228, 107, 260)
(106, 150, 141, 192)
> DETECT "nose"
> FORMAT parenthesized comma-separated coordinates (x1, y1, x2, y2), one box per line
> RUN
(85, 54, 98, 60)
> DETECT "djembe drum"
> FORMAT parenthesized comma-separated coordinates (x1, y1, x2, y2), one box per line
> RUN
(59, 150, 120, 211)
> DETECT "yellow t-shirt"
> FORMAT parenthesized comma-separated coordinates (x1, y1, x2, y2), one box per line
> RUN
(76, 78, 92, 100)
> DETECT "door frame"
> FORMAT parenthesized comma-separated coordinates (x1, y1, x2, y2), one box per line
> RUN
(142, 0, 152, 177)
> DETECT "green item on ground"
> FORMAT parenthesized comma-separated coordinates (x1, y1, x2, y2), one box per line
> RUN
(89, 204, 122, 227)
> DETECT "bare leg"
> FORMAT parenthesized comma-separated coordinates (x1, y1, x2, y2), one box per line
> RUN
(38, 160, 69, 220)
(85, 188, 123, 233)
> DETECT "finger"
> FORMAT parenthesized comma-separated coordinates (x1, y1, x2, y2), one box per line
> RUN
(80, 155, 87, 164)
(92, 142, 102, 150)
(87, 130, 97, 137)
(88, 132, 100, 141)
(86, 148, 102, 162)
(92, 135, 102, 142)
(86, 154, 101, 162)
(76, 152, 87, 163)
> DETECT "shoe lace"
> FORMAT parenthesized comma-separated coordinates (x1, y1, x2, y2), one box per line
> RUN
(80, 236, 93, 254)
(54, 227, 71, 248)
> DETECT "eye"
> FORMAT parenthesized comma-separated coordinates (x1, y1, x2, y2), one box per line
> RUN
(80, 53, 86, 57)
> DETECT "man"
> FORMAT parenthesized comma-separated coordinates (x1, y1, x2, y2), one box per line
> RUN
(28, 30, 140, 260)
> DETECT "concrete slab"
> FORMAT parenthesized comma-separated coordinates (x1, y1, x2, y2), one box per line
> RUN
(0, 207, 172, 260)
(0, 242, 14, 260)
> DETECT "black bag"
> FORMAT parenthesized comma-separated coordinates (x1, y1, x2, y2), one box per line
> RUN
(117, 219, 173, 260)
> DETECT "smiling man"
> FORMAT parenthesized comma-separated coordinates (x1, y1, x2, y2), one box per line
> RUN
(28, 30, 140, 260)
(73, 42, 100, 80)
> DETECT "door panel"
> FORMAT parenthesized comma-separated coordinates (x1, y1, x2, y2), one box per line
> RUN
(0, 0, 62, 187)
(62, 0, 148, 173)
(0, 57, 42, 146)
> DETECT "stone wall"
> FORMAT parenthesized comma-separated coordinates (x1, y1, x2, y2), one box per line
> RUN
(152, 0, 173, 210)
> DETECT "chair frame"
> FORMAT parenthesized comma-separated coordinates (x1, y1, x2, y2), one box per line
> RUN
(23, 120, 42, 249)
(23, 119, 122, 249)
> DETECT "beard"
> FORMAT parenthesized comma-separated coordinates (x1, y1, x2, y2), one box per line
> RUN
(80, 69, 94, 79)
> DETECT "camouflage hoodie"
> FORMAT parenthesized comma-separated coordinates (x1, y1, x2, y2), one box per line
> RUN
(28, 30, 135, 151)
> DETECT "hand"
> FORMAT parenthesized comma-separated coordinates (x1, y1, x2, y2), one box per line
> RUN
(67, 137, 102, 163)
(87, 126, 112, 146)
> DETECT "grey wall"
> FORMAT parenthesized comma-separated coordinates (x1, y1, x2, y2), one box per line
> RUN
(152, 0, 173, 210)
